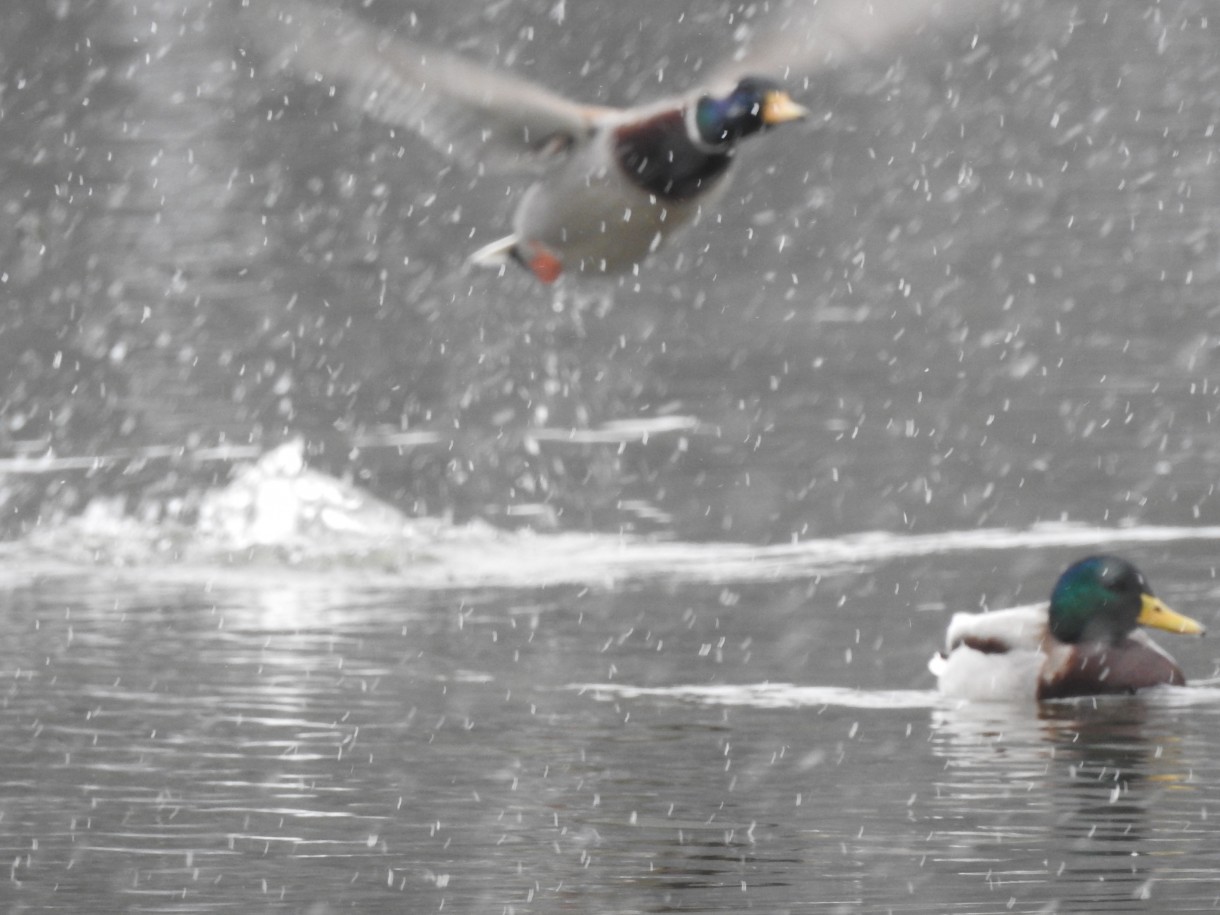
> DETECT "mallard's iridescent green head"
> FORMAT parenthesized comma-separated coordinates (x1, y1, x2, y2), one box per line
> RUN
(694, 77, 808, 147)
(1048, 555, 1205, 645)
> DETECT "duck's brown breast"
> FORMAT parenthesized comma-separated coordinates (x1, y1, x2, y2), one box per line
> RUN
(1037, 637, 1185, 700)
(612, 110, 733, 202)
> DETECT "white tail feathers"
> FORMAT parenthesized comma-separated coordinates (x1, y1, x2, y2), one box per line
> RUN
(468, 234, 520, 268)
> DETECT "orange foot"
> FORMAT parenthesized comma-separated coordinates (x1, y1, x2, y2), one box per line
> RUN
(517, 242, 563, 284)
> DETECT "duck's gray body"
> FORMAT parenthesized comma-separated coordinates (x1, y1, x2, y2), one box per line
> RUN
(474, 103, 736, 278)
(512, 146, 717, 276)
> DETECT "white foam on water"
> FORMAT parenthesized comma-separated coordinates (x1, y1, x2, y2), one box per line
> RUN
(3, 442, 1219, 589)
(465, 520, 1220, 588)
(4, 517, 1220, 590)
(572, 681, 942, 710)
(572, 681, 1220, 713)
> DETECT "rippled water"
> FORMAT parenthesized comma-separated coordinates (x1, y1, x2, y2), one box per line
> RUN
(3, 557, 1220, 913)
(5, 0, 1220, 911)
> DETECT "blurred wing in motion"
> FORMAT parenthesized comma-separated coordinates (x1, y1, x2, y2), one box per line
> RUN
(242, 0, 616, 172)
(712, 0, 1009, 86)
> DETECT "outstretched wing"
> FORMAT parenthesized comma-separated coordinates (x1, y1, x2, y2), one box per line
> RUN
(710, 0, 1008, 89)
(243, 1, 617, 172)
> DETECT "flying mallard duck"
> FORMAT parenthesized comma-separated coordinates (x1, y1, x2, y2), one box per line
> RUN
(245, 0, 1004, 282)
(929, 555, 1206, 701)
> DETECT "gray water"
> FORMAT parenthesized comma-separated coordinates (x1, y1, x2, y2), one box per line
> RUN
(4, 564, 1220, 913)
(4, 0, 1220, 911)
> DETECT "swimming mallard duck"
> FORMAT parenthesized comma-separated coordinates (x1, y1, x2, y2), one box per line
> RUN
(246, 0, 1003, 282)
(929, 556, 1206, 701)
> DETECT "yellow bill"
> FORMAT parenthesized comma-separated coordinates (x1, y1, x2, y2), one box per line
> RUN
(1138, 594, 1206, 636)
(761, 91, 809, 125)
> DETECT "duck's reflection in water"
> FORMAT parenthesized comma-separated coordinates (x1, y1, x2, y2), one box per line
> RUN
(929, 695, 1205, 910)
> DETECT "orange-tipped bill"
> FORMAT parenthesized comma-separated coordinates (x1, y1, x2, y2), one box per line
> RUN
(761, 90, 809, 125)
(1138, 594, 1206, 636)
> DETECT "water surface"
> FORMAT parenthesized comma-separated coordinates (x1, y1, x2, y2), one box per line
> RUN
(3, 557, 1220, 912)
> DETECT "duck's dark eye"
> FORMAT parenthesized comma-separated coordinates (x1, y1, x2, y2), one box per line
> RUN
(1103, 563, 1144, 596)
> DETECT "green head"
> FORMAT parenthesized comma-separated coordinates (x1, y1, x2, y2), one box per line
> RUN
(693, 76, 807, 147)
(1048, 555, 1204, 644)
